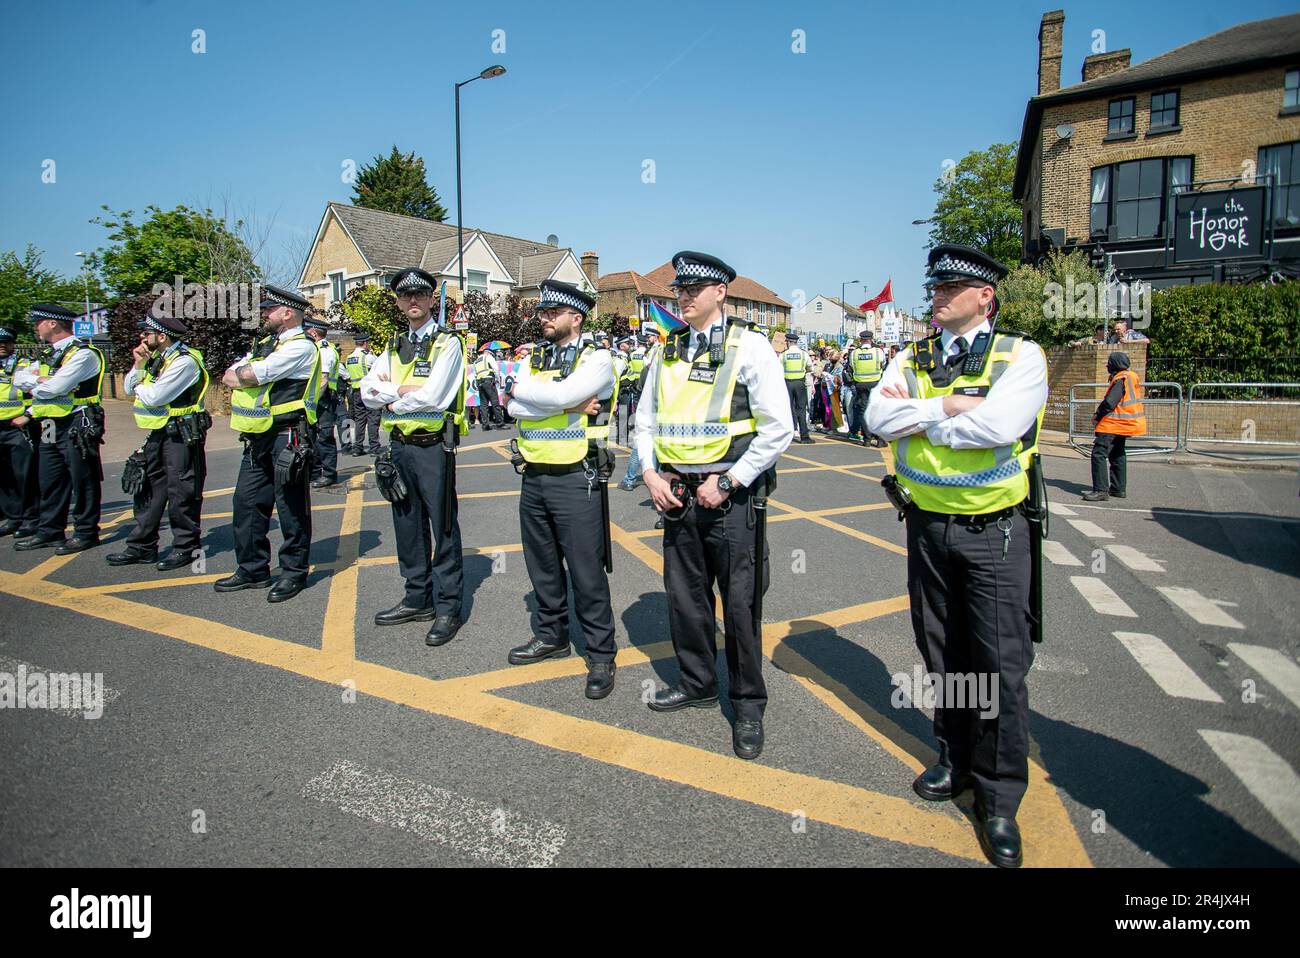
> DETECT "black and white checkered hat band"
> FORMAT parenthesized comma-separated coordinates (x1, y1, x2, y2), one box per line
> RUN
(394, 273, 433, 291)
(931, 255, 999, 282)
(264, 290, 303, 309)
(674, 261, 729, 283)
(31, 307, 70, 321)
(143, 316, 169, 334)
(538, 288, 587, 312)
(0, 328, 13, 339)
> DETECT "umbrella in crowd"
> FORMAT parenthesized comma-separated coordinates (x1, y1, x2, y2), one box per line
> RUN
(479, 340, 510, 352)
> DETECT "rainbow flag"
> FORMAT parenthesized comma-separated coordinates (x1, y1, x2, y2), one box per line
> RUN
(646, 300, 685, 337)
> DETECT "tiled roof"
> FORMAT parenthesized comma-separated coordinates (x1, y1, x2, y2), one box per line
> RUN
(517, 250, 568, 288)
(598, 270, 676, 300)
(824, 296, 865, 319)
(644, 262, 790, 308)
(419, 236, 462, 273)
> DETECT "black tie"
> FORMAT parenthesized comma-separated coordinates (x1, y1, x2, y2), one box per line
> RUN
(947, 336, 969, 370)
(693, 333, 708, 361)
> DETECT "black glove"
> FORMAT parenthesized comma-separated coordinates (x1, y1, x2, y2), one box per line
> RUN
(373, 448, 408, 503)
(121, 449, 148, 496)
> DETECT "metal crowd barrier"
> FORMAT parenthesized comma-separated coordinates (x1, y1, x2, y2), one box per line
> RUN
(1184, 382, 1300, 461)
(1068, 381, 1183, 456)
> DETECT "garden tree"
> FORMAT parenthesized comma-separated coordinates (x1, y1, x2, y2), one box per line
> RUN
(0, 246, 107, 342)
(927, 142, 1022, 272)
(107, 290, 255, 380)
(326, 283, 406, 344)
(352, 147, 448, 222)
(997, 249, 1103, 346)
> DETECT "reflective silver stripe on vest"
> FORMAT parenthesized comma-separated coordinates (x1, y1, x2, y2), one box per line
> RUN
(381, 411, 444, 423)
(655, 422, 731, 438)
(896, 456, 1023, 487)
(135, 405, 168, 417)
(0, 400, 24, 410)
(237, 406, 273, 418)
(518, 426, 587, 441)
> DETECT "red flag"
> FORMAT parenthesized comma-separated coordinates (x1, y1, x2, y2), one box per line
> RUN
(858, 278, 893, 314)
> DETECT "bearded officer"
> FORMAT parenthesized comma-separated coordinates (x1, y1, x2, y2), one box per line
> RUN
(13, 303, 106, 554)
(636, 252, 793, 760)
(503, 280, 619, 698)
(360, 267, 466, 646)
(108, 308, 210, 571)
(303, 313, 341, 487)
(867, 243, 1047, 868)
(214, 285, 322, 602)
(0, 326, 40, 538)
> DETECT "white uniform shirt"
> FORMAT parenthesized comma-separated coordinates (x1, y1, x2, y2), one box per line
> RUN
(866, 319, 1048, 449)
(358, 317, 463, 415)
(634, 317, 794, 487)
(508, 341, 615, 419)
(317, 339, 339, 384)
(229, 326, 318, 385)
(124, 343, 202, 407)
(14, 336, 101, 400)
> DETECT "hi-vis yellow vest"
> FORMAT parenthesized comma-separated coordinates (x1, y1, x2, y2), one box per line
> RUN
(343, 350, 367, 384)
(850, 346, 883, 384)
(228, 333, 322, 433)
(517, 345, 618, 465)
(28, 340, 105, 419)
(626, 348, 646, 381)
(782, 347, 806, 380)
(132, 345, 209, 430)
(321, 341, 342, 392)
(0, 355, 34, 421)
(473, 353, 494, 381)
(380, 331, 466, 436)
(891, 332, 1044, 515)
(653, 324, 756, 465)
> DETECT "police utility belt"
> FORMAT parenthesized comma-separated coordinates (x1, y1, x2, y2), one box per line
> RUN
(389, 425, 446, 447)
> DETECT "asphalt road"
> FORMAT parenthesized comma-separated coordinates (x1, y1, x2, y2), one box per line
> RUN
(1, 415, 1297, 868)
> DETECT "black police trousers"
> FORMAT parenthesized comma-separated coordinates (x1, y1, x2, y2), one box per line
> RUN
(389, 437, 463, 615)
(849, 383, 875, 439)
(1090, 432, 1127, 495)
(35, 415, 101, 540)
(477, 381, 503, 427)
(125, 428, 206, 555)
(905, 507, 1035, 819)
(233, 429, 312, 581)
(348, 387, 381, 454)
(0, 420, 39, 528)
(520, 466, 616, 662)
(662, 480, 769, 721)
(312, 390, 338, 483)
(785, 379, 809, 440)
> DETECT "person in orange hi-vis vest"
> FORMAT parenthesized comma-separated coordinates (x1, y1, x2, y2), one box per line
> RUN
(1083, 351, 1146, 501)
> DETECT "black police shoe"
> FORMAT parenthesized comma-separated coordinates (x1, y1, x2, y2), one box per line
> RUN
(15, 533, 65, 552)
(311, 477, 335, 488)
(267, 577, 306, 603)
(375, 602, 436, 626)
(1081, 491, 1109, 501)
(654, 516, 665, 530)
(977, 814, 1023, 869)
(156, 551, 194, 572)
(350, 447, 364, 457)
(425, 614, 464, 647)
(508, 637, 570, 664)
(16, 525, 39, 538)
(733, 720, 764, 760)
(56, 536, 99, 555)
(0, 519, 21, 537)
(647, 685, 719, 712)
(106, 548, 158, 566)
(585, 661, 616, 699)
(1110, 490, 1127, 499)
(213, 572, 273, 593)
(911, 764, 973, 802)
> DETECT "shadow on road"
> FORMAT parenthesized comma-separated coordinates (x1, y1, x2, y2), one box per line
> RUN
(1148, 507, 1300, 579)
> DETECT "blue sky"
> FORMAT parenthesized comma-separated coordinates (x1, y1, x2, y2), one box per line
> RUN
(1, 0, 1292, 313)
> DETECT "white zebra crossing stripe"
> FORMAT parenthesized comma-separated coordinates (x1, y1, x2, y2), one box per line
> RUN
(1157, 586, 1245, 630)
(302, 760, 567, 867)
(1198, 730, 1300, 849)
(1043, 540, 1083, 566)
(1048, 502, 1077, 517)
(1113, 632, 1223, 702)
(1066, 519, 1114, 539)
(1228, 644, 1300, 711)
(1106, 545, 1166, 572)
(1070, 576, 1138, 617)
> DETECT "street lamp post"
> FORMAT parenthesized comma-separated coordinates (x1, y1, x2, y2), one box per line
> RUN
(454, 65, 507, 301)
(840, 279, 861, 345)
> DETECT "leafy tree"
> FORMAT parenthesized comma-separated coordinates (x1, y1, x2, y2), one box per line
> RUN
(998, 249, 1104, 345)
(352, 147, 448, 222)
(326, 283, 406, 345)
(0, 246, 107, 342)
(927, 142, 1022, 272)
(107, 290, 257, 382)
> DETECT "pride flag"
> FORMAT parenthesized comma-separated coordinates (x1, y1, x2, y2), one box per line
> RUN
(645, 300, 686, 337)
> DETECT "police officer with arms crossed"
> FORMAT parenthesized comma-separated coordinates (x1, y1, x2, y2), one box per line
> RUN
(845, 329, 886, 446)
(215, 285, 322, 602)
(504, 281, 619, 698)
(13, 303, 106, 554)
(343, 331, 380, 456)
(867, 244, 1047, 868)
(303, 313, 341, 487)
(637, 252, 794, 759)
(108, 308, 210, 571)
(0, 326, 40, 538)
(360, 267, 467, 647)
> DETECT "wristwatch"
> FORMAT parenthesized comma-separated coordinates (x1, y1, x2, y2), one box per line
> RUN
(716, 472, 739, 494)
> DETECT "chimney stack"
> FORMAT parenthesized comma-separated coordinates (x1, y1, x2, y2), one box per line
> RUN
(1082, 49, 1131, 83)
(1038, 10, 1064, 96)
(580, 251, 599, 288)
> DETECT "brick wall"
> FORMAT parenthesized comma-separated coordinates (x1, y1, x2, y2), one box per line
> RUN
(1044, 342, 1148, 431)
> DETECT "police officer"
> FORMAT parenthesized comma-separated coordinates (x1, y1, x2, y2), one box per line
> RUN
(343, 331, 379, 456)
(504, 281, 620, 697)
(867, 244, 1047, 868)
(474, 343, 502, 430)
(779, 335, 812, 444)
(0, 326, 39, 538)
(304, 314, 341, 487)
(13, 304, 106, 554)
(360, 267, 466, 646)
(617, 330, 658, 491)
(636, 252, 794, 760)
(108, 309, 209, 570)
(215, 285, 322, 602)
(845, 329, 886, 445)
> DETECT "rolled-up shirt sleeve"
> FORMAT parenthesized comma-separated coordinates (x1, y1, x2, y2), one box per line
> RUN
(126, 354, 201, 408)
(249, 338, 316, 385)
(512, 350, 614, 414)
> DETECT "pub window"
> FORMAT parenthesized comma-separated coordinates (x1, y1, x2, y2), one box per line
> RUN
(1285, 69, 1299, 109)
(1258, 141, 1299, 227)
(1107, 97, 1135, 135)
(1151, 90, 1179, 128)
(1089, 156, 1192, 239)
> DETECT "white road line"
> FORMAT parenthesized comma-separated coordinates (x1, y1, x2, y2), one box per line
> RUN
(0, 655, 120, 719)
(1105, 544, 1166, 572)
(1065, 518, 1114, 539)
(1070, 576, 1138, 617)
(1048, 501, 1077, 517)
(1073, 503, 1300, 524)
(1157, 586, 1245, 630)
(1113, 632, 1223, 702)
(302, 760, 567, 867)
(1228, 644, 1300, 711)
(1042, 540, 1083, 566)
(1198, 730, 1300, 849)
